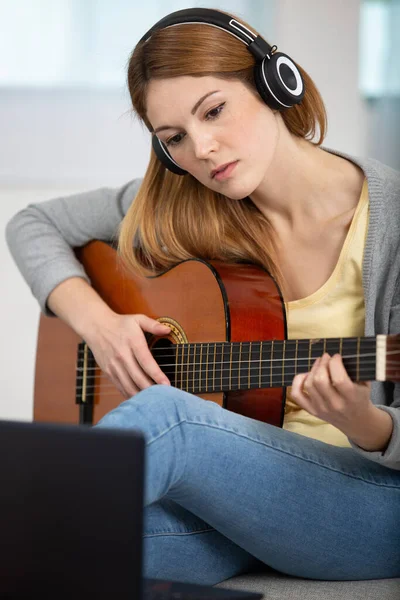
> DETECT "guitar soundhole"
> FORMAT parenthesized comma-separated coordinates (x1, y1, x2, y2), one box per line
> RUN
(151, 338, 177, 385)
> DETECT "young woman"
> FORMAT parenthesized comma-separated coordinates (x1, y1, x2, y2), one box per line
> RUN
(6, 8, 400, 585)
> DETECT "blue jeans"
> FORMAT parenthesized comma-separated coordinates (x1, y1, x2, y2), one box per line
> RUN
(96, 385, 400, 585)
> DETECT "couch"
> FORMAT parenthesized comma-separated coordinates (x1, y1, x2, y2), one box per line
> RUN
(217, 566, 400, 599)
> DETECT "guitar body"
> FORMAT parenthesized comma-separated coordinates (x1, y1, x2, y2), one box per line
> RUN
(34, 241, 287, 426)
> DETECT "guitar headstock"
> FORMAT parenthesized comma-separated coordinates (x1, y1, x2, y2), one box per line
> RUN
(386, 334, 400, 382)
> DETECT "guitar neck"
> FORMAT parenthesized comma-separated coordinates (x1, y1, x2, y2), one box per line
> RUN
(153, 335, 389, 394)
(78, 334, 398, 397)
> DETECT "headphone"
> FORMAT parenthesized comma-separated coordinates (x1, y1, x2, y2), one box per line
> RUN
(140, 8, 305, 176)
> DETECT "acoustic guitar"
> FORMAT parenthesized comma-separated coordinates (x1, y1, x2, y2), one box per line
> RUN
(34, 240, 400, 426)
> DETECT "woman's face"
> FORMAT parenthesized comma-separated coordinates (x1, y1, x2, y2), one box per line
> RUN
(146, 75, 280, 200)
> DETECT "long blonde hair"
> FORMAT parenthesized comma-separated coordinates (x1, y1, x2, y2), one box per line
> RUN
(118, 13, 327, 289)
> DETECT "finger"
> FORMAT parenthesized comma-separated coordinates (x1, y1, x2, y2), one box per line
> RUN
(302, 356, 321, 394)
(327, 354, 353, 396)
(291, 372, 309, 397)
(291, 372, 317, 414)
(300, 355, 334, 413)
(136, 314, 171, 336)
(311, 353, 332, 391)
(132, 334, 171, 386)
(126, 351, 158, 390)
(107, 362, 141, 398)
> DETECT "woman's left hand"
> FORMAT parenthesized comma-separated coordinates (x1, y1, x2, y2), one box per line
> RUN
(291, 353, 373, 434)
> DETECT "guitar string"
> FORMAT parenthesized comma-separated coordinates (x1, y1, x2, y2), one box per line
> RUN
(73, 378, 383, 396)
(75, 364, 394, 393)
(150, 340, 386, 351)
(76, 350, 400, 373)
(77, 349, 382, 363)
(75, 367, 399, 390)
(75, 366, 392, 387)
(75, 362, 386, 379)
(75, 348, 400, 393)
(78, 339, 380, 359)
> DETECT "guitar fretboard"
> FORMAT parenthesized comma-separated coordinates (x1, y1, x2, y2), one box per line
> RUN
(154, 337, 377, 394)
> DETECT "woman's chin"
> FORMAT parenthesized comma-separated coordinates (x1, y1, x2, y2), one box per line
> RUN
(197, 172, 258, 200)
(221, 183, 258, 201)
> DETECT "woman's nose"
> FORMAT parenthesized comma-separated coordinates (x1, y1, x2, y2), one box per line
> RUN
(192, 132, 218, 159)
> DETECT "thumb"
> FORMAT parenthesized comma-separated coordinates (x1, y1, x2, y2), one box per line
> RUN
(156, 322, 171, 333)
(291, 372, 308, 397)
(136, 315, 170, 333)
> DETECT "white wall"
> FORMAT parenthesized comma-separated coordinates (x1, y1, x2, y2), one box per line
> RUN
(1, 0, 368, 422)
(1, 91, 150, 422)
(275, 0, 368, 157)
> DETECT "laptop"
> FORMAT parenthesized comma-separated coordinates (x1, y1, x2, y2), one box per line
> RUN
(0, 420, 263, 599)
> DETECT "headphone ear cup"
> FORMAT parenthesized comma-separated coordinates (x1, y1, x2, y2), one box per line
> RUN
(152, 135, 187, 176)
(253, 64, 281, 110)
(255, 51, 305, 110)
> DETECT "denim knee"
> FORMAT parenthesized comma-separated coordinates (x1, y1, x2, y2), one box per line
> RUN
(95, 384, 182, 430)
(109, 384, 191, 434)
(97, 384, 224, 439)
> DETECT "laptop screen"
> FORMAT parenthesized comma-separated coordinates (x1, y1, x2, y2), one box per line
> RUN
(0, 420, 145, 598)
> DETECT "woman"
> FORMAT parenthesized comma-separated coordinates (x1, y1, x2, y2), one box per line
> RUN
(6, 8, 400, 585)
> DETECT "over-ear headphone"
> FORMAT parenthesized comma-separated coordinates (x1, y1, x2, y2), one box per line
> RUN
(140, 8, 306, 176)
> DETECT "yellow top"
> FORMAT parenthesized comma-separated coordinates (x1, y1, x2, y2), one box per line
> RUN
(282, 179, 369, 446)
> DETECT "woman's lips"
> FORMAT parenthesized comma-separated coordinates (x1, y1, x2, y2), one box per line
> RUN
(213, 161, 239, 182)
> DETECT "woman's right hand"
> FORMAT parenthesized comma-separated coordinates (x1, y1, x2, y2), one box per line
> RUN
(84, 313, 171, 398)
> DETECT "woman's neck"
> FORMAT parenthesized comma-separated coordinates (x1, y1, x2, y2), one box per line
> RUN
(249, 122, 364, 232)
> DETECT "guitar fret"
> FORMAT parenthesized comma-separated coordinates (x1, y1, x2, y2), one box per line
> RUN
(187, 345, 190, 392)
(229, 343, 233, 390)
(199, 344, 203, 392)
(191, 343, 194, 393)
(248, 342, 252, 389)
(206, 343, 209, 392)
(175, 344, 179, 389)
(221, 344, 224, 391)
(239, 342, 242, 390)
(259, 341, 262, 388)
(270, 341, 274, 388)
(195, 344, 198, 392)
(213, 344, 217, 392)
(181, 345, 184, 391)
(282, 340, 286, 386)
(193, 344, 201, 391)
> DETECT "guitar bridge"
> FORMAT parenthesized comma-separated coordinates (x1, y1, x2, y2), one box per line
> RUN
(75, 342, 96, 425)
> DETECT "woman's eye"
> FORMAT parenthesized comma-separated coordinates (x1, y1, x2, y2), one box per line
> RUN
(205, 103, 225, 120)
(164, 103, 225, 147)
(166, 133, 185, 147)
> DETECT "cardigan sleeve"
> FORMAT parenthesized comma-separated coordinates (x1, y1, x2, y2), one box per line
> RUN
(5, 178, 142, 316)
(349, 298, 400, 470)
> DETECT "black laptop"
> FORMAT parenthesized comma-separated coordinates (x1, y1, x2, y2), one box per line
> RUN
(0, 420, 263, 599)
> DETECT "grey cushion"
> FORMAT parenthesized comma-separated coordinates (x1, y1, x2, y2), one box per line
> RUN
(216, 569, 400, 599)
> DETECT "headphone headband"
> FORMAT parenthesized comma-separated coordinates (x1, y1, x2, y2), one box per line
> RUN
(139, 8, 273, 61)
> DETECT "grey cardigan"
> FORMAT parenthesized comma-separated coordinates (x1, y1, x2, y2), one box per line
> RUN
(5, 149, 400, 470)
